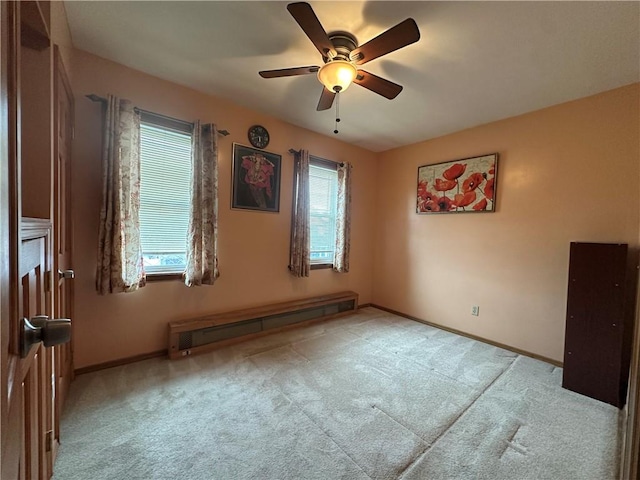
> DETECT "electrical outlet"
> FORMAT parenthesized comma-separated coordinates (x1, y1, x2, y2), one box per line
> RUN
(471, 306, 480, 316)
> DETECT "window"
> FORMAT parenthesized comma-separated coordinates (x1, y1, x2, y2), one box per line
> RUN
(309, 159, 338, 265)
(139, 116, 192, 274)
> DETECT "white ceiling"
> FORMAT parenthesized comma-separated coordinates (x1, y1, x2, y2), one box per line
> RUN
(64, 1, 639, 152)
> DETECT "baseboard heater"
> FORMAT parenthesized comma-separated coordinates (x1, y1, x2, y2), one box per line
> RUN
(168, 291, 358, 359)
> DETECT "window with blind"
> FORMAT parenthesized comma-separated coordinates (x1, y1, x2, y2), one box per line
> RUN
(139, 119, 192, 274)
(309, 160, 338, 265)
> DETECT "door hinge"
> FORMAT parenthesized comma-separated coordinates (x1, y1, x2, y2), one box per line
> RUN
(45, 430, 53, 452)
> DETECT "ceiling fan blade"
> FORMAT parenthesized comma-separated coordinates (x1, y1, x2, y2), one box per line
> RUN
(354, 70, 403, 99)
(350, 18, 420, 66)
(316, 87, 336, 111)
(287, 2, 336, 59)
(259, 66, 320, 78)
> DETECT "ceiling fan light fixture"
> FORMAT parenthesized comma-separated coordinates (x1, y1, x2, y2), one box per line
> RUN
(317, 60, 357, 93)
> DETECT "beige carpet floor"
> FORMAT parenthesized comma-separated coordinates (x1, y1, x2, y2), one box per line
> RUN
(52, 307, 622, 479)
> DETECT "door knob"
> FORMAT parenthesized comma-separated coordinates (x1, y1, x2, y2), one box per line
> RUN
(21, 315, 71, 357)
(58, 269, 74, 280)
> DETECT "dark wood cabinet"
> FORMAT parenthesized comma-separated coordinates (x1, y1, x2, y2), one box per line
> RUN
(563, 242, 638, 408)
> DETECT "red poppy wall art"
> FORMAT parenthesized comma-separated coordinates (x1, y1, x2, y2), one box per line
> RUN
(416, 153, 498, 214)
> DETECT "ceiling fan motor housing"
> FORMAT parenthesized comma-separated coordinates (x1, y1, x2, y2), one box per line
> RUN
(325, 31, 358, 62)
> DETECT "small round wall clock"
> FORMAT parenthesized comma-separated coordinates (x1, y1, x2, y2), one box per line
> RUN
(248, 125, 270, 149)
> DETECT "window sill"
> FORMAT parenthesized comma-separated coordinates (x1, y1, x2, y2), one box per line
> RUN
(310, 263, 333, 270)
(145, 273, 183, 282)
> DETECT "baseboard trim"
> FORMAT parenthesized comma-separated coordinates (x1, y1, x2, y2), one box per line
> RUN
(358, 303, 372, 309)
(370, 304, 563, 368)
(74, 349, 168, 376)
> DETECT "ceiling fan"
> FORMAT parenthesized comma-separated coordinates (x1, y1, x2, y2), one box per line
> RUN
(259, 2, 420, 111)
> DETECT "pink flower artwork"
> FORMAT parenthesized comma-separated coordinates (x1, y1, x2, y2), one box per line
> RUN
(416, 153, 498, 214)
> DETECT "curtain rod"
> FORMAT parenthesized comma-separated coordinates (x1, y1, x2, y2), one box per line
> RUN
(86, 94, 230, 136)
(289, 149, 345, 167)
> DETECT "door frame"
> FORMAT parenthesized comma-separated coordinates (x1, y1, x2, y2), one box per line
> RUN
(51, 45, 75, 467)
(623, 281, 640, 479)
(1, 1, 22, 478)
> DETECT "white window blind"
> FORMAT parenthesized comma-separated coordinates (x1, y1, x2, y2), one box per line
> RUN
(309, 163, 338, 264)
(139, 122, 192, 274)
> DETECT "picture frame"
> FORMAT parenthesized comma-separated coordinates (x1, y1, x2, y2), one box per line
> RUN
(231, 143, 281, 213)
(416, 153, 498, 214)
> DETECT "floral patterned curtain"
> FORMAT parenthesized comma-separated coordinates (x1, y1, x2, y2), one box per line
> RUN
(96, 95, 146, 294)
(289, 150, 311, 277)
(185, 122, 220, 286)
(333, 162, 352, 273)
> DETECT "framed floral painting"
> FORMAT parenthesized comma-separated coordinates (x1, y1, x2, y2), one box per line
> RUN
(232, 143, 281, 212)
(416, 153, 498, 214)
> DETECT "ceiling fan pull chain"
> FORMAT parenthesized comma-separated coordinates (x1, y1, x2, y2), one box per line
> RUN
(334, 91, 341, 134)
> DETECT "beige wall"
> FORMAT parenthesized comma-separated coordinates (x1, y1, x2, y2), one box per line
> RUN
(373, 84, 640, 363)
(50, 1, 73, 82)
(50, 1, 72, 48)
(65, 48, 378, 369)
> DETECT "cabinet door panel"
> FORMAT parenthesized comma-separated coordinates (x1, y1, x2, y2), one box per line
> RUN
(563, 242, 628, 407)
